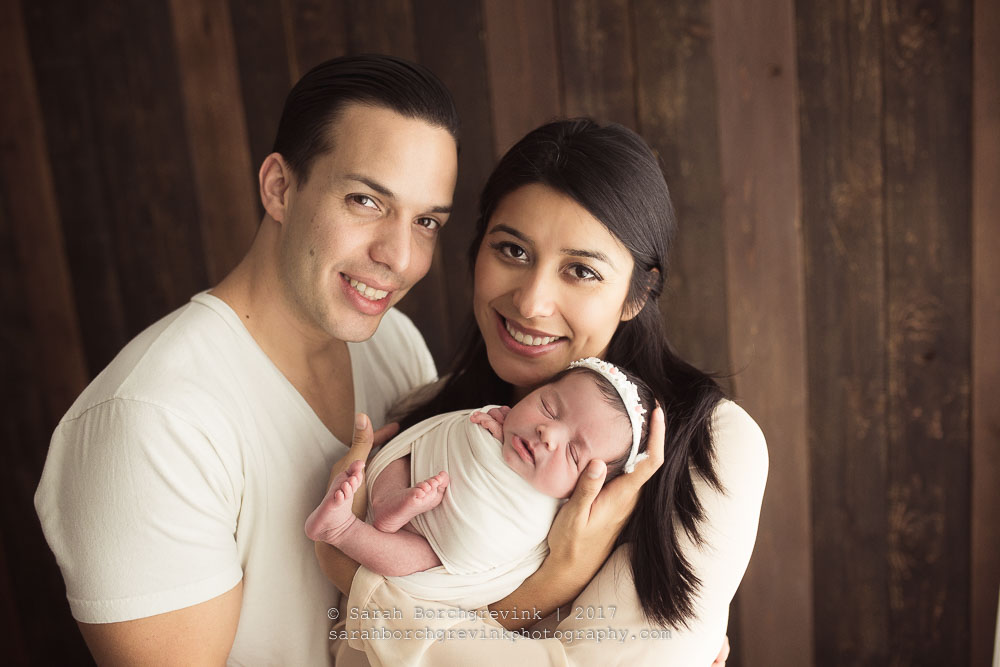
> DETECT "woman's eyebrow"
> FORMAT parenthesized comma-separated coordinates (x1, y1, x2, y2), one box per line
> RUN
(560, 247, 613, 265)
(488, 224, 532, 243)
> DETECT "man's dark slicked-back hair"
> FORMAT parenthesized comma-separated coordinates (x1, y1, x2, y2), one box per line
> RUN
(271, 54, 460, 184)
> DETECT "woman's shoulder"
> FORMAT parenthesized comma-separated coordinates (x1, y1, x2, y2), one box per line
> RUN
(706, 399, 769, 491)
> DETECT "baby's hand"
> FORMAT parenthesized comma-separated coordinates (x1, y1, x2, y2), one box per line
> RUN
(469, 406, 510, 442)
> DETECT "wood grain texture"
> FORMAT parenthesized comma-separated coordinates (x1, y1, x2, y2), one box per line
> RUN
(169, 0, 258, 283)
(632, 0, 731, 381)
(555, 0, 635, 126)
(883, 0, 972, 663)
(972, 0, 1000, 662)
(482, 0, 563, 155)
(0, 3, 91, 662)
(710, 0, 813, 665)
(228, 0, 294, 182)
(413, 0, 497, 366)
(796, 1, 889, 665)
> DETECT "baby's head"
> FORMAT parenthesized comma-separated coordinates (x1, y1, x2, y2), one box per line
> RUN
(501, 358, 653, 499)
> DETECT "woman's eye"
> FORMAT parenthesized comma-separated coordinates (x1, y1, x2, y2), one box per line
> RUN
(541, 400, 554, 418)
(416, 217, 441, 231)
(568, 264, 600, 281)
(491, 241, 529, 262)
(349, 194, 379, 210)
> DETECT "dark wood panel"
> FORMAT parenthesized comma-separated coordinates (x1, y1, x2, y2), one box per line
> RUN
(0, 4, 92, 662)
(413, 0, 497, 366)
(345, 0, 417, 57)
(796, 1, 889, 665)
(287, 0, 348, 78)
(883, 0, 973, 664)
(710, 0, 814, 665)
(27, 0, 210, 365)
(169, 0, 258, 284)
(971, 0, 1000, 663)
(22, 0, 130, 375)
(554, 0, 635, 127)
(228, 0, 295, 184)
(632, 0, 731, 381)
(482, 0, 562, 154)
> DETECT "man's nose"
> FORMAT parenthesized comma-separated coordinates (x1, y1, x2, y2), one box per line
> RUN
(369, 215, 411, 274)
(512, 270, 556, 320)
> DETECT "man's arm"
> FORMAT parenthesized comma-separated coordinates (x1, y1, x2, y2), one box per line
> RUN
(77, 581, 242, 666)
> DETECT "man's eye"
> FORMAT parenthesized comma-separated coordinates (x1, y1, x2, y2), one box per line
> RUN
(416, 217, 441, 231)
(349, 194, 379, 210)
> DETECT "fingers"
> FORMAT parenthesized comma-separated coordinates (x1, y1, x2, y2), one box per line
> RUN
(487, 406, 510, 424)
(350, 413, 374, 454)
(563, 459, 606, 518)
(372, 421, 400, 448)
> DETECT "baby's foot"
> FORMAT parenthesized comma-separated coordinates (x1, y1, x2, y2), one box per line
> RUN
(371, 471, 450, 533)
(304, 460, 365, 545)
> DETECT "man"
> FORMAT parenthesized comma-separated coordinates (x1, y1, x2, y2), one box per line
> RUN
(35, 55, 459, 665)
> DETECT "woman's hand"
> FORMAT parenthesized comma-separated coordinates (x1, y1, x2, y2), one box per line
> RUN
(547, 405, 666, 578)
(488, 406, 666, 630)
(314, 413, 399, 595)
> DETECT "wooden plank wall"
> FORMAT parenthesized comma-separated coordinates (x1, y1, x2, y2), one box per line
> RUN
(1, 1, 993, 665)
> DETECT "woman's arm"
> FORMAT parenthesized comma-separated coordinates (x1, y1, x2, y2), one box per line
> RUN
(341, 400, 764, 666)
(488, 407, 667, 630)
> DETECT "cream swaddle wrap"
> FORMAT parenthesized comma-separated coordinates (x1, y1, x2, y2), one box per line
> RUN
(365, 407, 561, 609)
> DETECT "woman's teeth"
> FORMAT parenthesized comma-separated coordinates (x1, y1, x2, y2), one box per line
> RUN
(505, 320, 558, 346)
(348, 278, 388, 301)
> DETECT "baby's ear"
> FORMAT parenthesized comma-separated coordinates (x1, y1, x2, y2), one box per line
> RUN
(621, 268, 660, 321)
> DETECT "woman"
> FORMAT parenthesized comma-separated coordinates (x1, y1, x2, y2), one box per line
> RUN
(318, 118, 767, 665)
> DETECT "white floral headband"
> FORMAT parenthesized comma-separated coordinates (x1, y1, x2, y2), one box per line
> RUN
(567, 357, 649, 474)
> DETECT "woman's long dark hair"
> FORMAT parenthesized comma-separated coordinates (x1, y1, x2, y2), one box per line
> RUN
(401, 118, 724, 628)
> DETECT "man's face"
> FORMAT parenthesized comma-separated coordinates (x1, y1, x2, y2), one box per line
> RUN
(275, 104, 458, 343)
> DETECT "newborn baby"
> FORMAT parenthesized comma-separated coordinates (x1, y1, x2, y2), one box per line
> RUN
(306, 357, 651, 608)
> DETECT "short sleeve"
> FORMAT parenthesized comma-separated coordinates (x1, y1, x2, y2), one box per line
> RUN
(35, 398, 243, 623)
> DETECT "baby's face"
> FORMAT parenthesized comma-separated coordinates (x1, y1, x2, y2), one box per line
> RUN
(501, 371, 631, 498)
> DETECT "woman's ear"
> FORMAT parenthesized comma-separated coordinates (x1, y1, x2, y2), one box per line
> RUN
(259, 153, 293, 223)
(621, 268, 661, 322)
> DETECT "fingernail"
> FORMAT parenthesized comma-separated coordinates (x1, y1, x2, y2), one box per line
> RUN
(355, 414, 367, 430)
(587, 461, 604, 479)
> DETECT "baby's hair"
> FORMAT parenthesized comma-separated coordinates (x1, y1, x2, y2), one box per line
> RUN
(549, 365, 654, 481)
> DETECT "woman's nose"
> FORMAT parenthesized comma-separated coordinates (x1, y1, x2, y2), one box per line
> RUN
(513, 271, 556, 319)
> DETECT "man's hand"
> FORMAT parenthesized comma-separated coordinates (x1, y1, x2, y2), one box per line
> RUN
(314, 413, 397, 596)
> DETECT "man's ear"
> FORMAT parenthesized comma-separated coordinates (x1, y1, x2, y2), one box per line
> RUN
(621, 268, 661, 322)
(259, 153, 293, 223)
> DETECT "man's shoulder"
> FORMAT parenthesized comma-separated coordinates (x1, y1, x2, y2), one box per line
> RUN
(63, 295, 251, 422)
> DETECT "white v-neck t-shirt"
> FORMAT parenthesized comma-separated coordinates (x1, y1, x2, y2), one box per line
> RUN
(35, 292, 436, 665)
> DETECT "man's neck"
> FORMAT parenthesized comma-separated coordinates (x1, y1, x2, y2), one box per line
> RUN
(211, 226, 355, 440)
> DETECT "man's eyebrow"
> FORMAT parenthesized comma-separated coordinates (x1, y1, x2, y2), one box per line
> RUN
(344, 173, 452, 215)
(344, 173, 394, 199)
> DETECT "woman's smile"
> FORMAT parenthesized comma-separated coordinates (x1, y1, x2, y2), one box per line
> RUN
(473, 183, 636, 390)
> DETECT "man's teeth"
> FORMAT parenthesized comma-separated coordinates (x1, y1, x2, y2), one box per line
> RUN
(505, 320, 558, 346)
(348, 278, 388, 301)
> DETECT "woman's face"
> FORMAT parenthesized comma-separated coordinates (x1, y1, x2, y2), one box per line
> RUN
(473, 183, 636, 392)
